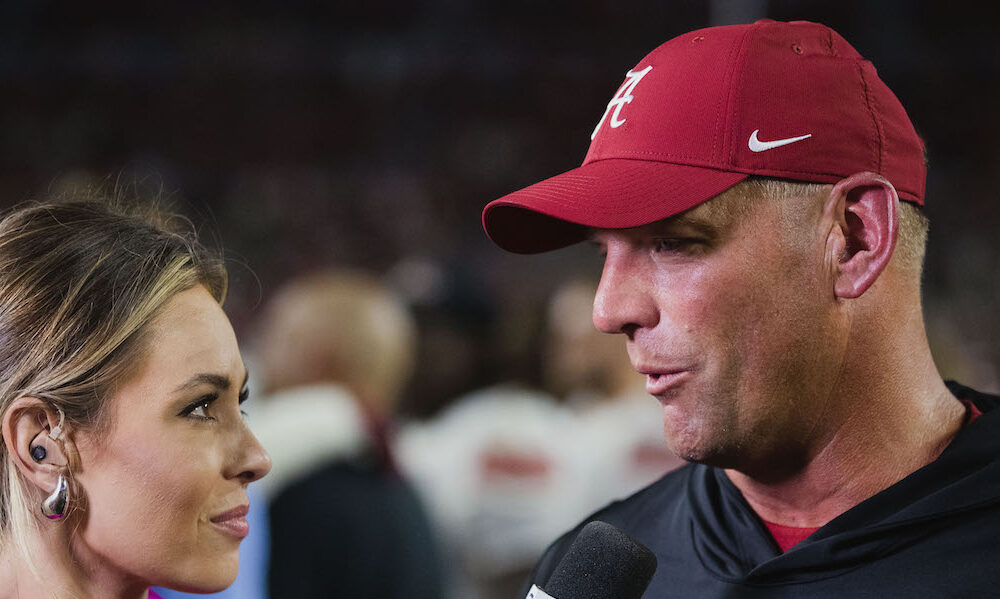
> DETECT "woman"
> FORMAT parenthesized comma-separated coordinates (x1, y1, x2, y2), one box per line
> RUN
(0, 197, 271, 598)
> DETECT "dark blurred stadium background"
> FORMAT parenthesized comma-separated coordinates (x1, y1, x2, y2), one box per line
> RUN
(1, 0, 997, 416)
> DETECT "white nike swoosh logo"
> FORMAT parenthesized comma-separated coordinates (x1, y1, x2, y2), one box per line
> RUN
(748, 129, 812, 152)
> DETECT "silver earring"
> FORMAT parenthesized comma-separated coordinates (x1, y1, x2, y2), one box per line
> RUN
(41, 474, 69, 519)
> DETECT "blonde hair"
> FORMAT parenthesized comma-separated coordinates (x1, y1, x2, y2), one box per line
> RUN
(0, 196, 227, 569)
(718, 176, 929, 274)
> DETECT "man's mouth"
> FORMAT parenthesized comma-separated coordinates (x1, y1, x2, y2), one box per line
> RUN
(638, 368, 690, 396)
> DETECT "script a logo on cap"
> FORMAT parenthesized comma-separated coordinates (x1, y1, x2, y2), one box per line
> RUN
(591, 66, 653, 140)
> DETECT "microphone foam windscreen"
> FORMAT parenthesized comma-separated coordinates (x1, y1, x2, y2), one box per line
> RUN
(545, 520, 657, 599)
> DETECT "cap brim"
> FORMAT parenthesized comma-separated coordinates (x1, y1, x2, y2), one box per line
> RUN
(483, 159, 749, 254)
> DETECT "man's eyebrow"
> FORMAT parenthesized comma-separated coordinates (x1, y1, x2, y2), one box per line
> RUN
(661, 213, 723, 236)
(585, 212, 724, 242)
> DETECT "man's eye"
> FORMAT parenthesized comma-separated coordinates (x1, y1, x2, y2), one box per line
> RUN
(653, 238, 691, 253)
(588, 240, 608, 258)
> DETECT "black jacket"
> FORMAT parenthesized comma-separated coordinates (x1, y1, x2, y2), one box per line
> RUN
(268, 456, 444, 599)
(526, 382, 1000, 598)
(256, 385, 444, 599)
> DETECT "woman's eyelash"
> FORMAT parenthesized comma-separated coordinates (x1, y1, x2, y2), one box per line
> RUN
(239, 387, 250, 419)
(179, 393, 219, 419)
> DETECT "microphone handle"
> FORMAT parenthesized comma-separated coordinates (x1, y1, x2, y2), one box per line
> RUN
(526, 584, 558, 599)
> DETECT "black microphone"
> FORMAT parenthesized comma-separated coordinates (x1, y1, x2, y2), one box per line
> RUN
(526, 521, 657, 599)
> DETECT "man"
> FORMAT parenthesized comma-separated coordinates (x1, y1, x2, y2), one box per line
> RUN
(249, 270, 444, 599)
(481, 20, 1000, 597)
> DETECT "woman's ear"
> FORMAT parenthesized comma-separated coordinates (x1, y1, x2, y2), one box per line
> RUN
(824, 172, 899, 299)
(1, 397, 71, 495)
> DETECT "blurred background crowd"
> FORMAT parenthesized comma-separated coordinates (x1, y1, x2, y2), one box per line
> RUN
(1, 1, 997, 598)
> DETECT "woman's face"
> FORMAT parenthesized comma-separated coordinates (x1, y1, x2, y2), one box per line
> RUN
(72, 285, 271, 592)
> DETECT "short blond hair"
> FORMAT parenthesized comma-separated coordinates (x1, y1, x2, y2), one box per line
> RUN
(0, 195, 227, 570)
(715, 176, 929, 274)
(257, 270, 417, 410)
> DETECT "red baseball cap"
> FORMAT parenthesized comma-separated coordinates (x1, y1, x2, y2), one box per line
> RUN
(482, 20, 925, 254)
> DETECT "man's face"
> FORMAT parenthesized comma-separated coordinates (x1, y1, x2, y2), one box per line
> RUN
(590, 188, 845, 471)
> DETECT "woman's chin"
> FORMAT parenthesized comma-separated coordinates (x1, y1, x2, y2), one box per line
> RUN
(158, 560, 238, 594)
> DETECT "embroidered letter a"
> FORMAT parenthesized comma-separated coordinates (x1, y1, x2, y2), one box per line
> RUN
(591, 66, 653, 140)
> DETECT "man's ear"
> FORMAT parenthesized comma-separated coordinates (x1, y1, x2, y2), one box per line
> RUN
(1, 397, 71, 495)
(824, 172, 899, 299)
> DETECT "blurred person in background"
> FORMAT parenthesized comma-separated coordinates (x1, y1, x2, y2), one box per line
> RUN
(544, 279, 642, 408)
(0, 196, 270, 598)
(388, 257, 500, 421)
(544, 279, 685, 513)
(398, 282, 607, 599)
(398, 381, 587, 599)
(249, 270, 443, 599)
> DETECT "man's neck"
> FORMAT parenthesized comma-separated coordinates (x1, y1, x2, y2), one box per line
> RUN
(726, 374, 965, 528)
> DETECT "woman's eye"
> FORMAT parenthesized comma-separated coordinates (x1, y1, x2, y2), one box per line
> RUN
(182, 394, 218, 420)
(238, 387, 250, 419)
(190, 401, 211, 418)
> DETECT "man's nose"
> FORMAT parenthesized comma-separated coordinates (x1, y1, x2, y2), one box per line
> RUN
(592, 244, 659, 337)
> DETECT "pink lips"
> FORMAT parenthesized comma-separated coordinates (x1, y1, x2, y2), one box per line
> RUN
(639, 368, 690, 396)
(210, 504, 250, 539)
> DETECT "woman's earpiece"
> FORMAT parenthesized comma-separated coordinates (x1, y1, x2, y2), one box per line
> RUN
(48, 406, 65, 442)
(27, 406, 65, 464)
